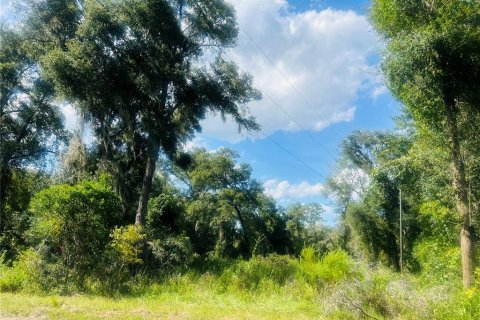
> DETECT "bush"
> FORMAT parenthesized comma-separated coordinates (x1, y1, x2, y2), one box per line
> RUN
(148, 235, 193, 270)
(225, 254, 297, 290)
(108, 225, 145, 267)
(28, 176, 122, 286)
(298, 248, 355, 288)
(95, 225, 145, 294)
(0, 248, 72, 293)
(414, 201, 461, 284)
(0, 252, 27, 292)
(322, 266, 433, 319)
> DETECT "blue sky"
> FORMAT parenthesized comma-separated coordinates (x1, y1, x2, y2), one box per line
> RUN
(0, 0, 399, 223)
(195, 0, 399, 222)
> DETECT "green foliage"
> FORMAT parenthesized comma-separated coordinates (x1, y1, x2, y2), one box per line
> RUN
(148, 236, 193, 270)
(108, 225, 144, 267)
(29, 177, 122, 284)
(95, 225, 145, 294)
(147, 193, 185, 235)
(0, 252, 27, 292)
(371, 0, 480, 287)
(34, 0, 261, 223)
(327, 128, 425, 272)
(226, 255, 297, 290)
(0, 24, 66, 243)
(300, 246, 316, 263)
(298, 249, 355, 288)
(0, 248, 74, 293)
(285, 203, 332, 255)
(413, 201, 461, 284)
(0, 169, 50, 260)
(414, 239, 461, 285)
(177, 148, 290, 258)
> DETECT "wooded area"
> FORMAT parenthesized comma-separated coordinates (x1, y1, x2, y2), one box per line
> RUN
(1, 0, 480, 319)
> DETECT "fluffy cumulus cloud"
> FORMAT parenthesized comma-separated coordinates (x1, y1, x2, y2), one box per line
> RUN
(263, 179, 324, 200)
(200, 0, 380, 142)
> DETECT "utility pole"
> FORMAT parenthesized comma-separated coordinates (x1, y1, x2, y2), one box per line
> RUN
(399, 187, 403, 274)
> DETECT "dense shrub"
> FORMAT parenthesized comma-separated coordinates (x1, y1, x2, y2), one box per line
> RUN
(414, 201, 461, 284)
(108, 225, 145, 266)
(0, 252, 27, 292)
(0, 170, 50, 261)
(228, 254, 297, 290)
(298, 248, 356, 288)
(28, 177, 122, 286)
(95, 225, 145, 294)
(148, 235, 193, 270)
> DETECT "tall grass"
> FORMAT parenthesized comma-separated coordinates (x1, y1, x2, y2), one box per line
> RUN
(1, 248, 480, 319)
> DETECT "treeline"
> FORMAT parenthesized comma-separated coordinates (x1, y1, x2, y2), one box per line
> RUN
(1, 146, 339, 291)
(1, 0, 480, 295)
(0, 0, 338, 292)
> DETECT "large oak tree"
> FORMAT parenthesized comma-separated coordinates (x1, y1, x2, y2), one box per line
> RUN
(28, 0, 261, 225)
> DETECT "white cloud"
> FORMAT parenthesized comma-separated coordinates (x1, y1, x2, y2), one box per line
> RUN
(320, 203, 338, 224)
(372, 85, 387, 101)
(200, 0, 380, 142)
(264, 179, 324, 200)
(182, 136, 207, 152)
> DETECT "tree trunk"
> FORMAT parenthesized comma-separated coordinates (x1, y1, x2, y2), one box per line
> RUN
(233, 204, 251, 257)
(135, 78, 170, 226)
(135, 142, 160, 226)
(445, 99, 476, 288)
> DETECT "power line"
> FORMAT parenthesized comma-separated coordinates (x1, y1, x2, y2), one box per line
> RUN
(239, 25, 345, 141)
(239, 129, 326, 180)
(221, 48, 338, 162)
(265, 135, 326, 180)
(262, 91, 337, 160)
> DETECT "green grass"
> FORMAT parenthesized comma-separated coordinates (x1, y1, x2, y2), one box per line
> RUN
(2, 251, 479, 319)
(0, 290, 322, 320)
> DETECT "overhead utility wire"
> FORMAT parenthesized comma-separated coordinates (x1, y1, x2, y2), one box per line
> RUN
(239, 25, 345, 141)
(265, 135, 326, 180)
(222, 48, 336, 161)
(262, 91, 337, 160)
(238, 130, 326, 180)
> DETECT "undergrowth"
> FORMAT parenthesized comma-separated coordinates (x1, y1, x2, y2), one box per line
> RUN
(1, 248, 478, 319)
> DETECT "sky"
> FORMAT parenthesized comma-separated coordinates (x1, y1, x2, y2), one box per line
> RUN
(0, 0, 400, 223)
(196, 0, 399, 222)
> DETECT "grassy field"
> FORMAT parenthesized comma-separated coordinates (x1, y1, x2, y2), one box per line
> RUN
(1, 252, 477, 319)
(0, 291, 322, 320)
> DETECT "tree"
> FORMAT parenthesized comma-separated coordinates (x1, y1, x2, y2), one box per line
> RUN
(32, 0, 260, 225)
(284, 203, 328, 255)
(171, 148, 289, 258)
(327, 129, 421, 270)
(0, 25, 64, 238)
(176, 148, 263, 257)
(370, 0, 480, 287)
